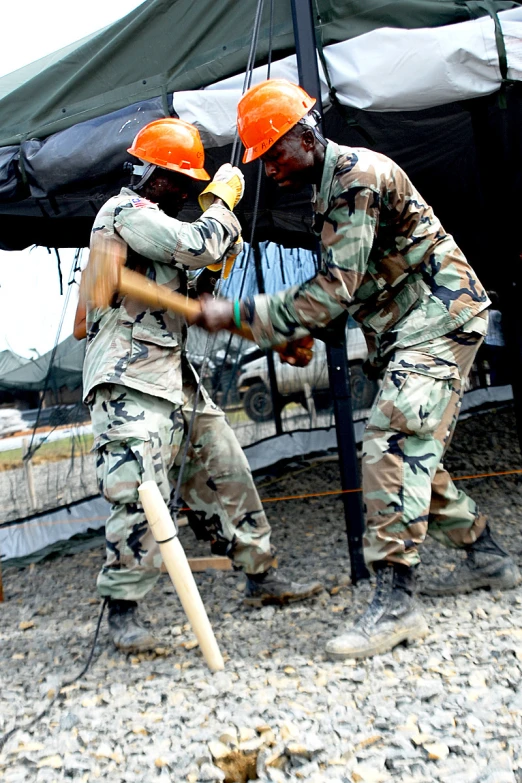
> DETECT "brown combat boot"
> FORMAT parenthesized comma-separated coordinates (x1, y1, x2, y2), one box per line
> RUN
(421, 524, 521, 596)
(244, 568, 323, 607)
(107, 599, 160, 653)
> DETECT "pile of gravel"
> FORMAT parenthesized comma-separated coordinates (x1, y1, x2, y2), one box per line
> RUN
(1, 405, 521, 783)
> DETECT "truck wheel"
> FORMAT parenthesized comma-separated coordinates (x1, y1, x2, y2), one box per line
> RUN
(350, 362, 378, 410)
(243, 382, 273, 422)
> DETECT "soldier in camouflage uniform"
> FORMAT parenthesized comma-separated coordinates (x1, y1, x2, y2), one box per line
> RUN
(196, 80, 520, 660)
(82, 118, 322, 652)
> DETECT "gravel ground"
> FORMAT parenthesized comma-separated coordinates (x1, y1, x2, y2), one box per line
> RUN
(1, 405, 522, 783)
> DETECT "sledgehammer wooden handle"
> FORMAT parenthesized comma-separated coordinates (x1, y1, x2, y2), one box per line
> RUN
(138, 481, 225, 673)
(120, 268, 202, 321)
(120, 267, 254, 341)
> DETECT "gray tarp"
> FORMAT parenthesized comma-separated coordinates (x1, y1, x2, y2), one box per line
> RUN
(0, 350, 27, 377)
(0, 335, 85, 392)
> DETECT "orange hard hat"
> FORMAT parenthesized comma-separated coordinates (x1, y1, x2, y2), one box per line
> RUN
(237, 79, 316, 163)
(128, 118, 210, 181)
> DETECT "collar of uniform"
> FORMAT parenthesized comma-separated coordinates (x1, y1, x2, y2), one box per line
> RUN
(120, 186, 138, 196)
(316, 140, 342, 214)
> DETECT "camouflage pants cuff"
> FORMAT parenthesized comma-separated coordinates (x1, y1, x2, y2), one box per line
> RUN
(428, 512, 488, 550)
(228, 545, 276, 575)
(96, 567, 161, 602)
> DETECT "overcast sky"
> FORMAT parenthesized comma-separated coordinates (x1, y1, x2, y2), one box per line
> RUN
(0, 1, 145, 358)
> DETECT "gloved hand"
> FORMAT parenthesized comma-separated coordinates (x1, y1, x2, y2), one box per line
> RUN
(274, 335, 315, 367)
(198, 163, 245, 212)
(206, 237, 243, 279)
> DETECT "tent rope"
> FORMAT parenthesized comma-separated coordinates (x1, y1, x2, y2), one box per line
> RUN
(468, 0, 512, 108)
(171, 0, 269, 520)
(24, 252, 81, 461)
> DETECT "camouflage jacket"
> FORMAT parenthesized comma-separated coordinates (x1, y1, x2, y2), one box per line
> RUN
(83, 187, 241, 404)
(247, 141, 490, 366)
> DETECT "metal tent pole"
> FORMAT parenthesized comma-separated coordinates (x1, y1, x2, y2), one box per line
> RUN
(469, 95, 522, 457)
(290, 0, 369, 583)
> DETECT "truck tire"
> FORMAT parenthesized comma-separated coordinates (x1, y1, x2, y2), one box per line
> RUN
(243, 382, 273, 422)
(350, 362, 378, 410)
(312, 362, 377, 412)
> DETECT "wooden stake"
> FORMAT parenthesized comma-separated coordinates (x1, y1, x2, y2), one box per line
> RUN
(138, 481, 225, 672)
(22, 439, 37, 511)
(164, 556, 232, 574)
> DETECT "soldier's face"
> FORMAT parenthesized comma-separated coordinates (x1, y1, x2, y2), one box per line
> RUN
(144, 171, 190, 216)
(261, 128, 315, 191)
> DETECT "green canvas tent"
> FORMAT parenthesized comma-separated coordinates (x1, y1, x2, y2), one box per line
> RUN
(0, 335, 85, 393)
(1, 0, 517, 147)
(0, 0, 520, 253)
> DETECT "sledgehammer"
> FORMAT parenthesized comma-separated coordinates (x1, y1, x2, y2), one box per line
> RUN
(82, 232, 251, 337)
(138, 481, 225, 672)
(81, 233, 314, 363)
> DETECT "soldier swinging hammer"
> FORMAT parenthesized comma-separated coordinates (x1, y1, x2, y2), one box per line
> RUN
(78, 117, 323, 654)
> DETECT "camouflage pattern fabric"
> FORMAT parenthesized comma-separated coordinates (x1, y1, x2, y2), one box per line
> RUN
(83, 187, 265, 600)
(245, 141, 490, 372)
(362, 313, 488, 569)
(90, 375, 275, 601)
(83, 187, 242, 405)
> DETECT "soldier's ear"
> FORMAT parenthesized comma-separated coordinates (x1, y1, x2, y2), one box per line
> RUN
(301, 128, 316, 151)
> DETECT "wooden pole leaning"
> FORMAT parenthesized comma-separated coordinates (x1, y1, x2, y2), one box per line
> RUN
(138, 480, 225, 673)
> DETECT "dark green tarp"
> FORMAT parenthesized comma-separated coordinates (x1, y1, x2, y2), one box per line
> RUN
(0, 335, 85, 392)
(0, 0, 517, 147)
(0, 0, 519, 257)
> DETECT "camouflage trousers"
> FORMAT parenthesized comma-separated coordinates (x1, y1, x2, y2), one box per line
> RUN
(90, 379, 275, 601)
(363, 316, 488, 569)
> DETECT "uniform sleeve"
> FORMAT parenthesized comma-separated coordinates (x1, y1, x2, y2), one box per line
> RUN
(113, 202, 242, 270)
(248, 186, 378, 347)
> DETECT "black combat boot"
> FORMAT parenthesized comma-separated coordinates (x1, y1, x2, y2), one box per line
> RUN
(107, 599, 160, 653)
(244, 568, 323, 607)
(325, 563, 428, 660)
(421, 523, 521, 596)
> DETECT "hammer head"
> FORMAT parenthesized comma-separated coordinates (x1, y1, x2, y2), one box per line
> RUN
(81, 233, 127, 309)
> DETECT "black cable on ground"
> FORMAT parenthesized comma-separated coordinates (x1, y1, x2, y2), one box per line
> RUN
(0, 597, 108, 753)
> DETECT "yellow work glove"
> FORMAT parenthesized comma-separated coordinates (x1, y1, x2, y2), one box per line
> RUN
(198, 163, 245, 212)
(206, 238, 243, 279)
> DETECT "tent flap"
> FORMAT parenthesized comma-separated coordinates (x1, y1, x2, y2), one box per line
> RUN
(0, 146, 19, 199)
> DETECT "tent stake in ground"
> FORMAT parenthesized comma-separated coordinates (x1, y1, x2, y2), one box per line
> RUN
(138, 481, 225, 673)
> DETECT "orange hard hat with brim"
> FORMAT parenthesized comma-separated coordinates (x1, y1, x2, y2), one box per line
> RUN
(128, 118, 210, 181)
(237, 79, 316, 164)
